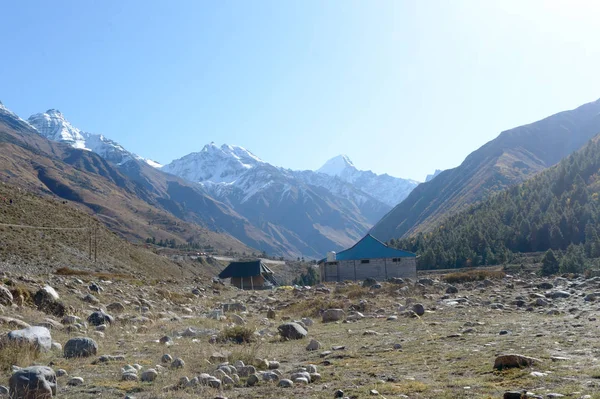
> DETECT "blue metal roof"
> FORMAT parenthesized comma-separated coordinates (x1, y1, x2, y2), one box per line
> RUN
(328, 234, 416, 262)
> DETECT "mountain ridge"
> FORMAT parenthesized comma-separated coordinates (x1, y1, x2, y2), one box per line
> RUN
(371, 97, 600, 242)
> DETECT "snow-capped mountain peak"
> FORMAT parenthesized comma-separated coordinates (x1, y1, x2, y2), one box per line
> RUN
(27, 109, 161, 167)
(28, 109, 88, 149)
(317, 154, 356, 176)
(162, 143, 266, 184)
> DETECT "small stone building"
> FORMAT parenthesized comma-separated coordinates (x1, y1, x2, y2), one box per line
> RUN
(319, 234, 417, 282)
(218, 260, 276, 290)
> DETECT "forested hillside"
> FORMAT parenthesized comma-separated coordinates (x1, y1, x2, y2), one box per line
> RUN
(393, 135, 600, 271)
(372, 98, 600, 242)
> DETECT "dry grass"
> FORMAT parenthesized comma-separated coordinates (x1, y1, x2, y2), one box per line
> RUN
(0, 341, 43, 373)
(1, 270, 599, 398)
(442, 269, 506, 284)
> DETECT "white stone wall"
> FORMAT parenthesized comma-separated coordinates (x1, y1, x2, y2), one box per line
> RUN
(320, 257, 417, 282)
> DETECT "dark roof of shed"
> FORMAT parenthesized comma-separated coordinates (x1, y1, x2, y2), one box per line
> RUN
(218, 260, 274, 279)
(319, 234, 416, 264)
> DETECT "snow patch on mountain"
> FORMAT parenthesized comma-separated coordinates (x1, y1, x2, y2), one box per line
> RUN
(161, 143, 266, 185)
(315, 155, 419, 207)
(0, 101, 38, 130)
(27, 109, 160, 167)
(317, 154, 355, 176)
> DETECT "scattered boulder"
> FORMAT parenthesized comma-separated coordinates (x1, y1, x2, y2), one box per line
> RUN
(306, 339, 321, 351)
(9, 366, 57, 399)
(64, 337, 98, 358)
(67, 377, 84, 386)
(362, 278, 377, 288)
(246, 374, 260, 386)
(446, 285, 458, 294)
(278, 379, 294, 388)
(322, 309, 345, 323)
(493, 354, 540, 370)
(6, 326, 52, 352)
(141, 369, 158, 382)
(33, 288, 65, 317)
(412, 303, 425, 316)
(171, 358, 185, 369)
(87, 310, 114, 326)
(278, 323, 307, 340)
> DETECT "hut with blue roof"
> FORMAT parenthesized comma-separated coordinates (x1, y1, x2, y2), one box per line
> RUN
(318, 234, 417, 282)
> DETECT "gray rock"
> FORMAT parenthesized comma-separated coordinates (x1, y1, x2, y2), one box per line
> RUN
(87, 310, 113, 326)
(7, 326, 52, 352)
(56, 369, 67, 377)
(170, 358, 185, 369)
(64, 337, 98, 358)
(141, 369, 158, 382)
(246, 374, 259, 386)
(278, 322, 307, 340)
(412, 303, 425, 316)
(446, 285, 458, 294)
(278, 379, 293, 388)
(493, 354, 540, 370)
(40, 286, 59, 301)
(67, 377, 84, 386)
(9, 366, 56, 399)
(238, 365, 256, 377)
(121, 372, 138, 381)
(0, 385, 8, 395)
(161, 354, 173, 363)
(33, 289, 65, 317)
(306, 339, 321, 351)
(262, 372, 279, 382)
(322, 309, 345, 323)
(207, 377, 221, 389)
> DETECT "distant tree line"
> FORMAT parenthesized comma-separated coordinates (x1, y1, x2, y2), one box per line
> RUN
(391, 136, 600, 272)
(145, 237, 215, 251)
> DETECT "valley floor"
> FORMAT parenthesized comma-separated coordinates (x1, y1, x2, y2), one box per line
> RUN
(1, 269, 600, 398)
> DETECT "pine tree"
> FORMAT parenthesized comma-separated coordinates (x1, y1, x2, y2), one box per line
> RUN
(540, 249, 559, 276)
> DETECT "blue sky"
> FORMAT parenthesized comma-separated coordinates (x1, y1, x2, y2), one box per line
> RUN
(2, 1, 600, 181)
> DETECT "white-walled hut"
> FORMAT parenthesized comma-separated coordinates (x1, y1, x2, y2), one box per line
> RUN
(319, 234, 417, 282)
(218, 260, 277, 290)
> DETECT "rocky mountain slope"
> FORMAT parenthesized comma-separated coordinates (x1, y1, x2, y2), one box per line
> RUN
(163, 144, 392, 258)
(0, 103, 255, 257)
(22, 107, 419, 258)
(395, 133, 600, 270)
(371, 97, 600, 242)
(28, 109, 162, 168)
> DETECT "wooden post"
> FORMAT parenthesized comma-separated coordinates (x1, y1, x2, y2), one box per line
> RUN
(384, 258, 388, 280)
(241, 277, 243, 290)
(94, 224, 97, 263)
(251, 275, 254, 290)
(353, 260, 357, 281)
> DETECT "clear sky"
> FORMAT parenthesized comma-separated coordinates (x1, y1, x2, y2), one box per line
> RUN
(2, 1, 600, 181)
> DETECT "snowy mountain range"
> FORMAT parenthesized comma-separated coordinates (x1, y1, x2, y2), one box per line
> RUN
(14, 104, 424, 257)
(316, 154, 419, 207)
(28, 109, 163, 168)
